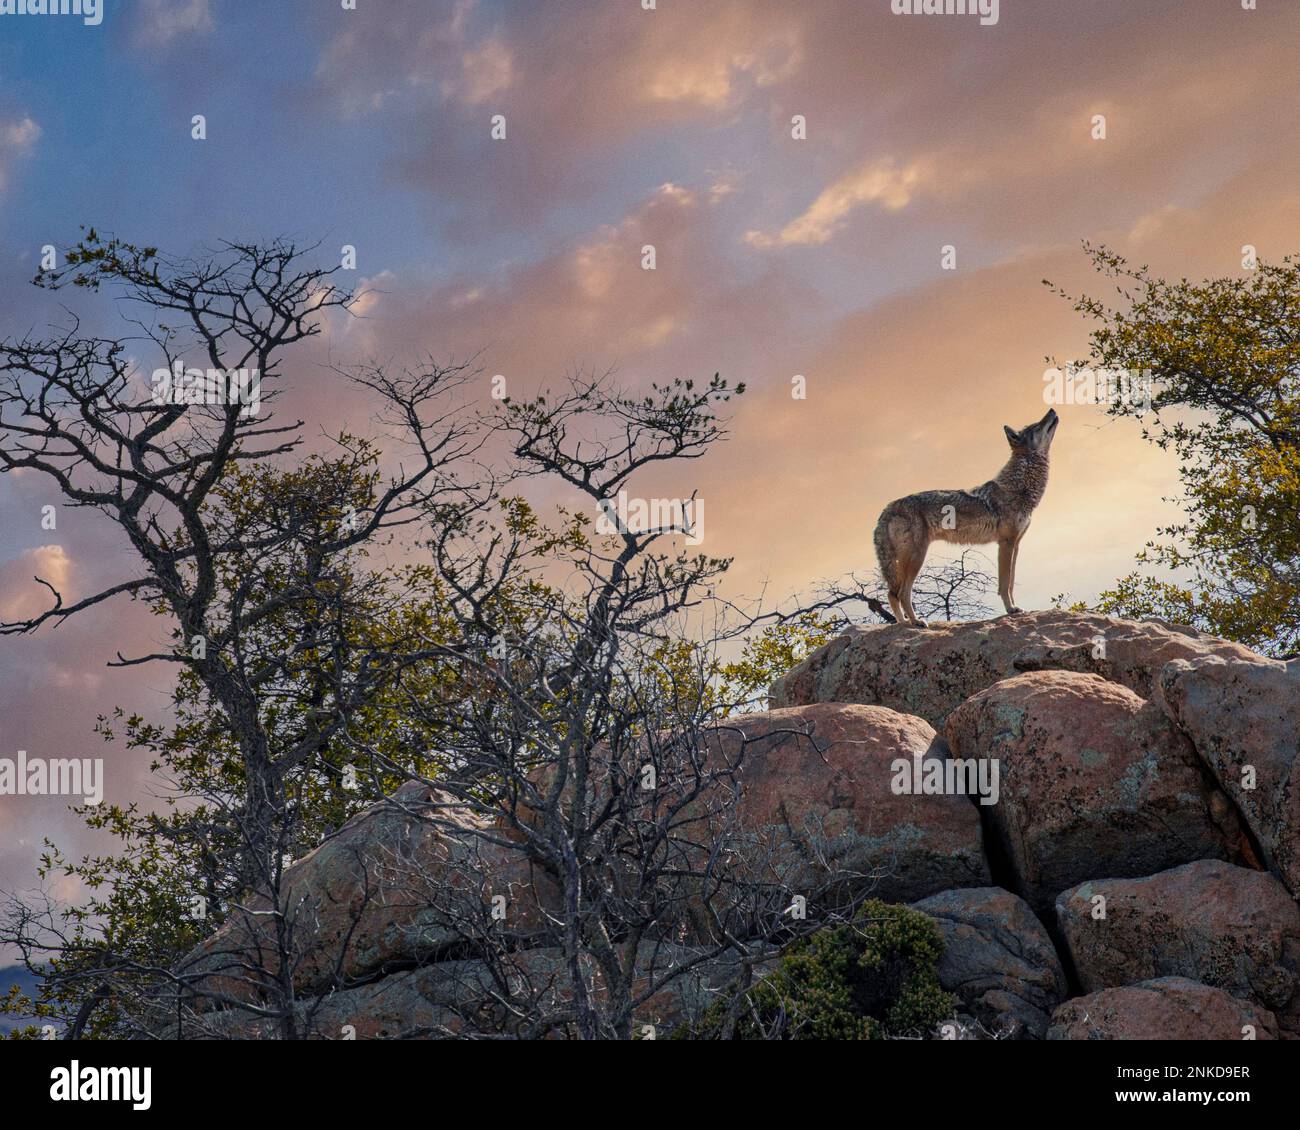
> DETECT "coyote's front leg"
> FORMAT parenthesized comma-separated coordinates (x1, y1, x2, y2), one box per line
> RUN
(997, 537, 1023, 615)
(1009, 535, 1024, 612)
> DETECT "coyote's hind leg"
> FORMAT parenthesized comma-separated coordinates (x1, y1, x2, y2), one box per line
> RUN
(898, 548, 929, 628)
(886, 588, 905, 623)
(876, 508, 930, 627)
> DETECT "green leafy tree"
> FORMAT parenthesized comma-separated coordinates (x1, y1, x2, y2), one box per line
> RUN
(714, 613, 840, 711)
(1051, 244, 1300, 655)
(685, 900, 955, 1040)
(1, 451, 473, 1037)
(1, 235, 856, 1041)
(0, 234, 492, 1036)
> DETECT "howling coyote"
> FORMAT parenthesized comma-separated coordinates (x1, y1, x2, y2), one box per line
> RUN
(874, 408, 1058, 626)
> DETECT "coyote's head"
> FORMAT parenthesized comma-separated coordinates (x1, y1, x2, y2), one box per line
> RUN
(1004, 408, 1058, 454)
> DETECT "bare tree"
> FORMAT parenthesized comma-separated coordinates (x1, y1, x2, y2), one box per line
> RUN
(908, 550, 997, 620)
(0, 233, 483, 1036)
(763, 548, 996, 631)
(323, 372, 884, 1039)
(2, 247, 908, 1040)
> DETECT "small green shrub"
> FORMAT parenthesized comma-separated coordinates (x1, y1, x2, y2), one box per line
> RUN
(686, 900, 955, 1040)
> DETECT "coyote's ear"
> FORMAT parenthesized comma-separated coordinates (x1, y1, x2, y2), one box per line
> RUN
(1003, 425, 1019, 445)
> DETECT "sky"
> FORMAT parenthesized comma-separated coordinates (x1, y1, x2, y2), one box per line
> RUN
(2, 0, 1298, 933)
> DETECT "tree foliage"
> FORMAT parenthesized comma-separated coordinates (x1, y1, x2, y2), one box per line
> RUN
(685, 900, 954, 1040)
(1, 235, 847, 1039)
(1051, 244, 1300, 655)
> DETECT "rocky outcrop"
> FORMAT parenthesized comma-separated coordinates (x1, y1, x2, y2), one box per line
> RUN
(1158, 655, 1300, 896)
(1047, 978, 1279, 1041)
(1055, 860, 1300, 1034)
(946, 671, 1243, 910)
(174, 612, 1298, 1039)
(910, 886, 1066, 1038)
(770, 610, 1256, 729)
(178, 703, 987, 1006)
(699, 703, 989, 905)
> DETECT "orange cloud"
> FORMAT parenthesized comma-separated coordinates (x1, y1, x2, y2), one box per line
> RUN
(0, 545, 71, 623)
(747, 157, 932, 247)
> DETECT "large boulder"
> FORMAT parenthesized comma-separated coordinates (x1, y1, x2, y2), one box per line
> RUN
(176, 960, 494, 1040)
(770, 610, 1257, 729)
(1056, 860, 1300, 1034)
(1047, 977, 1279, 1041)
(177, 782, 549, 1002)
(945, 671, 1243, 910)
(911, 886, 1066, 1039)
(1159, 655, 1300, 895)
(702, 703, 990, 906)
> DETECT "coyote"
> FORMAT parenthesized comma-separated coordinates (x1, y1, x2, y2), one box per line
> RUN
(873, 408, 1058, 626)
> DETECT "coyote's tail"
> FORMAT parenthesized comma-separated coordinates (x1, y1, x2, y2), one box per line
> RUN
(873, 507, 900, 596)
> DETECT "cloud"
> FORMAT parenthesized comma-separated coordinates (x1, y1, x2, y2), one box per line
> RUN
(0, 117, 39, 149)
(286, 0, 1300, 250)
(0, 116, 39, 192)
(296, 1, 807, 240)
(746, 157, 932, 248)
(312, 0, 508, 118)
(332, 181, 710, 377)
(132, 0, 213, 48)
(442, 35, 514, 106)
(0, 545, 70, 623)
(634, 19, 802, 108)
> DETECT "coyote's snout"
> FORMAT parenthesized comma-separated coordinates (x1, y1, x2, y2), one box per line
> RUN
(874, 408, 1058, 626)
